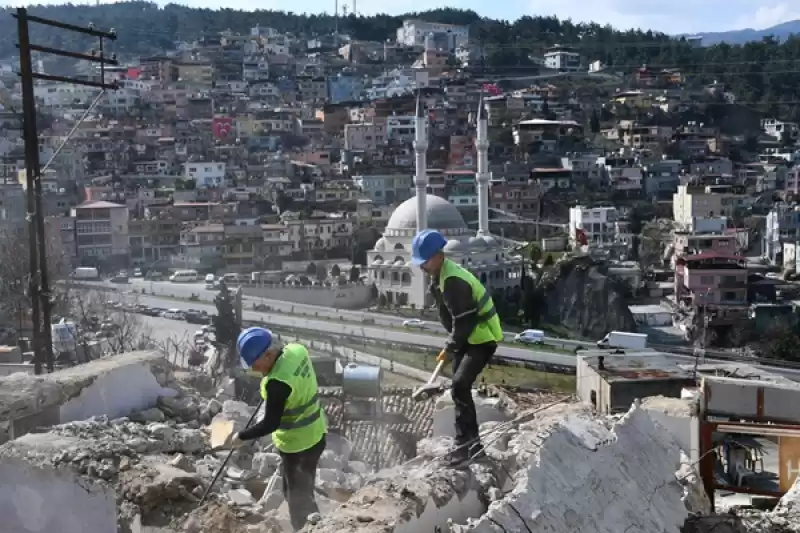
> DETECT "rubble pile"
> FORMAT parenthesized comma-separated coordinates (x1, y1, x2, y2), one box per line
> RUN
(3, 362, 800, 533)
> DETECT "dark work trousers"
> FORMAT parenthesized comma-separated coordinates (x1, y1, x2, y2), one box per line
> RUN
(450, 342, 497, 454)
(280, 435, 326, 531)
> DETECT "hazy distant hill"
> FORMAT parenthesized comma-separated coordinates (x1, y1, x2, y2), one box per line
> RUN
(688, 19, 800, 45)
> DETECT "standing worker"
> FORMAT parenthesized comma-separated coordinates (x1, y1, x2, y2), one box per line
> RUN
(411, 229, 503, 467)
(224, 327, 327, 531)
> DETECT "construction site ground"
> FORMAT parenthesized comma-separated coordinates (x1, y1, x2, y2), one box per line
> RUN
(0, 350, 798, 533)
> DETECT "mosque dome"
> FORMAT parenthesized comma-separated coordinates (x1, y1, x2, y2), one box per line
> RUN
(373, 237, 389, 252)
(468, 236, 489, 249)
(444, 239, 466, 252)
(386, 195, 468, 231)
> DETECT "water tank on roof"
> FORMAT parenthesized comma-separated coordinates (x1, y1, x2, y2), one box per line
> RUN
(342, 363, 382, 398)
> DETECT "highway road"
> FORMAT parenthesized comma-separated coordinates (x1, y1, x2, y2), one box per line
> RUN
(118, 293, 576, 367)
(75, 282, 800, 382)
(76, 278, 595, 349)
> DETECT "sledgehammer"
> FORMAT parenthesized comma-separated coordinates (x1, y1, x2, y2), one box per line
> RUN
(411, 350, 448, 401)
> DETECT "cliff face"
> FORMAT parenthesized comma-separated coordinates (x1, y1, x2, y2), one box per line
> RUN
(537, 255, 636, 339)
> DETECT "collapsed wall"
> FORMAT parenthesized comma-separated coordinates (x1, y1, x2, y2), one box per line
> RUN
(454, 404, 710, 533)
(0, 351, 177, 444)
(302, 400, 711, 533)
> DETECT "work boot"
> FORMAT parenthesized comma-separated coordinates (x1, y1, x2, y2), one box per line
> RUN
(469, 443, 488, 462)
(441, 446, 470, 468)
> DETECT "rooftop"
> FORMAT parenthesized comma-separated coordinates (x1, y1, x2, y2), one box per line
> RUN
(580, 351, 696, 383)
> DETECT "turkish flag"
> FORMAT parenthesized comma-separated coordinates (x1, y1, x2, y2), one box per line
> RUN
(575, 227, 589, 246)
(212, 116, 233, 139)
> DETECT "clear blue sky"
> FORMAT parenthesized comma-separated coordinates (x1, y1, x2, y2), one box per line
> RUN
(17, 0, 800, 35)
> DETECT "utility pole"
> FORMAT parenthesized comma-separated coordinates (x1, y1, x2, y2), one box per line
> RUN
(14, 8, 118, 373)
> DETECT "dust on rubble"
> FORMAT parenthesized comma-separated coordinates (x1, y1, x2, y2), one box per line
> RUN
(181, 501, 284, 533)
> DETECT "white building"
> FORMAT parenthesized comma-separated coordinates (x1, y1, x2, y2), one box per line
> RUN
(543, 46, 581, 71)
(761, 118, 799, 143)
(184, 162, 226, 188)
(568, 206, 622, 247)
(366, 95, 522, 308)
(395, 19, 469, 49)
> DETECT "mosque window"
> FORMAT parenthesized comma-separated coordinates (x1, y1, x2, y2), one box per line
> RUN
(394, 242, 404, 250)
(391, 272, 399, 282)
(401, 272, 411, 284)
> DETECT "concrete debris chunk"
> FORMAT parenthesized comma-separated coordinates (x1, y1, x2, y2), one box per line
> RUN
(452, 404, 710, 533)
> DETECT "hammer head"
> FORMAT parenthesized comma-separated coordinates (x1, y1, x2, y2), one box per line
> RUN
(411, 382, 444, 402)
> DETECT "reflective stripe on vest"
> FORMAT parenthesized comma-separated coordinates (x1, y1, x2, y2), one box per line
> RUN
(439, 259, 504, 345)
(278, 393, 322, 430)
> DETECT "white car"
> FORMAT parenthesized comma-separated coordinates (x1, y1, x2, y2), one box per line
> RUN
(161, 309, 184, 320)
(514, 329, 546, 345)
(403, 319, 428, 329)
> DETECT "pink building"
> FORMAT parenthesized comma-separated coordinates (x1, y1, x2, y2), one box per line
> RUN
(675, 252, 749, 325)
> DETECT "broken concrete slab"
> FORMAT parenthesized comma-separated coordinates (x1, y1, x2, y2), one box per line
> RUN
(431, 389, 512, 439)
(0, 351, 177, 443)
(452, 404, 710, 533)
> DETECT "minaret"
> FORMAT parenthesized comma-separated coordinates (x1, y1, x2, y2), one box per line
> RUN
(475, 93, 490, 237)
(413, 91, 429, 232)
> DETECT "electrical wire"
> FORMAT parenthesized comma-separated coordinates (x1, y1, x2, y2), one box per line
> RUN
(41, 89, 106, 174)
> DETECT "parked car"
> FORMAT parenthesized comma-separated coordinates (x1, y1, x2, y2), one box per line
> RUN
(185, 310, 211, 325)
(161, 309, 185, 320)
(402, 319, 428, 329)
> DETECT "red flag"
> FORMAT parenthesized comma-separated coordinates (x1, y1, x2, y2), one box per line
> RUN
(212, 116, 233, 139)
(575, 227, 588, 246)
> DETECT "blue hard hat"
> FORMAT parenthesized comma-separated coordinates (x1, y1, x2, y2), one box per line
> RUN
(237, 327, 273, 367)
(411, 229, 447, 266)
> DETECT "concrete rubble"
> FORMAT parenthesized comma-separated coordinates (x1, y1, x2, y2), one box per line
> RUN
(1, 354, 799, 533)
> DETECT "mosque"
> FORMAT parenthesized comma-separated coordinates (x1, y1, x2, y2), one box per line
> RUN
(366, 96, 524, 308)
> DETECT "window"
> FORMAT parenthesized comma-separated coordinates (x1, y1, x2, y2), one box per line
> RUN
(700, 276, 715, 285)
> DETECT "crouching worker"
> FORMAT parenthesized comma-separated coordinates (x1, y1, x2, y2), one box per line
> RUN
(224, 327, 327, 531)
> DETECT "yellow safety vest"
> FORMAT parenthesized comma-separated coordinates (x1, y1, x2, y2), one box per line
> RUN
(260, 343, 327, 453)
(439, 258, 504, 345)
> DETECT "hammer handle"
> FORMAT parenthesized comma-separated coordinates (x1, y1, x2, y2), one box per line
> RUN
(427, 359, 446, 384)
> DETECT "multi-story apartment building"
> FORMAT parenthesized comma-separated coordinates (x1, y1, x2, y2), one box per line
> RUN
(184, 162, 226, 188)
(284, 217, 355, 254)
(179, 224, 224, 269)
(128, 218, 181, 267)
(568, 206, 623, 247)
(543, 45, 581, 71)
(672, 184, 746, 230)
(395, 19, 469, 49)
(71, 200, 130, 271)
(763, 204, 800, 265)
(344, 123, 387, 151)
(675, 252, 749, 326)
(672, 222, 737, 267)
(761, 118, 799, 143)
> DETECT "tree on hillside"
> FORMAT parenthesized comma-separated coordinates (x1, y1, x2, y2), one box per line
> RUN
(349, 265, 360, 282)
(589, 109, 600, 134)
(330, 264, 341, 277)
(214, 280, 240, 366)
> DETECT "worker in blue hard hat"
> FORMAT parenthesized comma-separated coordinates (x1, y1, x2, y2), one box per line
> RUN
(224, 326, 327, 531)
(411, 229, 503, 467)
